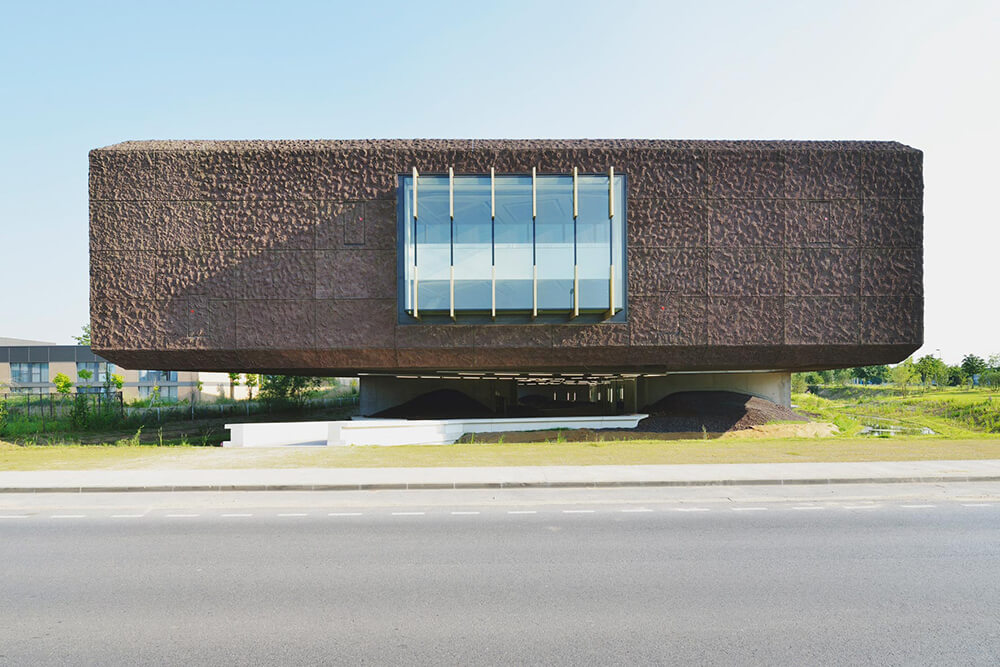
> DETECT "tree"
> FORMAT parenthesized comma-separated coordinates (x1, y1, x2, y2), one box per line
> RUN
(260, 375, 322, 405)
(914, 355, 947, 387)
(817, 369, 834, 384)
(889, 358, 917, 393)
(110, 374, 124, 391)
(228, 372, 241, 400)
(77, 368, 93, 382)
(961, 355, 987, 386)
(245, 374, 259, 400)
(947, 366, 967, 387)
(791, 373, 808, 394)
(832, 368, 852, 385)
(980, 370, 1000, 390)
(52, 372, 74, 395)
(72, 324, 91, 346)
(851, 365, 889, 384)
(988, 353, 1000, 371)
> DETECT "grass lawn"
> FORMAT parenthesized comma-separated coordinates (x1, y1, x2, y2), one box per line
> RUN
(1, 435, 999, 471)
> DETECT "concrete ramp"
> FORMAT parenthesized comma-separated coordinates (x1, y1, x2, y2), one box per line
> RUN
(224, 415, 647, 448)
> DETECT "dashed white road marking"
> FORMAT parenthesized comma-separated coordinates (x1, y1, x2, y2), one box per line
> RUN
(507, 510, 537, 515)
(962, 503, 993, 507)
(165, 513, 199, 518)
(277, 513, 308, 517)
(0, 515, 30, 519)
(51, 514, 85, 519)
(222, 513, 253, 518)
(328, 512, 363, 517)
(562, 509, 595, 514)
(450, 511, 481, 515)
(620, 508, 654, 513)
(391, 511, 425, 516)
(675, 508, 710, 512)
(901, 504, 936, 509)
(792, 506, 825, 511)
(732, 507, 768, 512)
(843, 505, 880, 510)
(111, 514, 144, 518)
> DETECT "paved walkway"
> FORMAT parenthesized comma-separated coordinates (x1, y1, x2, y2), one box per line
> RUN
(1, 459, 999, 493)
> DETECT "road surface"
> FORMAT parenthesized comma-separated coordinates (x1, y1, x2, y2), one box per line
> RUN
(1, 485, 999, 665)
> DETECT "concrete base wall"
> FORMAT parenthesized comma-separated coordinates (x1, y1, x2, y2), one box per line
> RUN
(637, 372, 792, 409)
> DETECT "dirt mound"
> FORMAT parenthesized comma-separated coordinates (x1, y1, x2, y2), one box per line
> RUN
(372, 389, 495, 420)
(637, 391, 807, 433)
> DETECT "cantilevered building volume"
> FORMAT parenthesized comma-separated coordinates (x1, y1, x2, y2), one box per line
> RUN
(89, 140, 922, 415)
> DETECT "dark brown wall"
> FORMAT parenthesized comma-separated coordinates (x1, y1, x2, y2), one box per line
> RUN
(89, 139, 922, 374)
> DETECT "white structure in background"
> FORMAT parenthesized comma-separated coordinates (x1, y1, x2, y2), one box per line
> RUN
(223, 414, 647, 448)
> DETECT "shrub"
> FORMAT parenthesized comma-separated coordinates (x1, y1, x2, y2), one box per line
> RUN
(0, 399, 8, 436)
(70, 393, 90, 429)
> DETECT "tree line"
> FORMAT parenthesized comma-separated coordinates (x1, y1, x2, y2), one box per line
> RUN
(794, 353, 1000, 393)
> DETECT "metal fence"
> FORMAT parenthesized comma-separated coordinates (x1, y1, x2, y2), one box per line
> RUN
(1, 391, 124, 420)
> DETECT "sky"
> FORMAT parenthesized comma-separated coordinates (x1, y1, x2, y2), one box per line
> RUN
(0, 0, 997, 365)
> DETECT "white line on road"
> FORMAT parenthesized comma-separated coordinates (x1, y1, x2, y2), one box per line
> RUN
(619, 508, 654, 513)
(450, 511, 481, 515)
(328, 512, 363, 516)
(111, 514, 144, 518)
(391, 512, 425, 516)
(843, 505, 880, 510)
(507, 510, 537, 515)
(165, 514, 199, 518)
(961, 503, 993, 507)
(51, 515, 85, 519)
(675, 508, 710, 512)
(562, 509, 595, 514)
(0, 515, 29, 519)
(277, 513, 308, 517)
(792, 506, 825, 511)
(732, 507, 768, 512)
(222, 513, 253, 518)
(901, 505, 936, 509)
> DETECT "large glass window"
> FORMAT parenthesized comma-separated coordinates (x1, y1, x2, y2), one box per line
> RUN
(138, 370, 178, 383)
(10, 362, 48, 384)
(401, 170, 625, 322)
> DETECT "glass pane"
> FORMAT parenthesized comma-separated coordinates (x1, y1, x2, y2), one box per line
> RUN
(453, 175, 492, 310)
(413, 176, 451, 311)
(577, 175, 611, 311)
(494, 176, 533, 310)
(536, 175, 574, 311)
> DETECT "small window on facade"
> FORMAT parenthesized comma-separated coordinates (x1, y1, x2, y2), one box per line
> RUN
(10, 362, 49, 384)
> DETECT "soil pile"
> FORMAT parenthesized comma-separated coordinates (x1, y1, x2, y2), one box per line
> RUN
(637, 391, 807, 433)
(372, 389, 495, 420)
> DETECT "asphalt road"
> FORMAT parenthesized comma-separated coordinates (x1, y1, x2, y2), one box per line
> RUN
(1, 488, 999, 665)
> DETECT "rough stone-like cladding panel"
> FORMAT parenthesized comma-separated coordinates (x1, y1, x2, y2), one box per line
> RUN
(861, 199, 922, 247)
(861, 296, 923, 344)
(316, 249, 396, 300)
(472, 326, 553, 348)
(199, 150, 320, 201)
(627, 149, 707, 198)
(628, 248, 706, 296)
(784, 150, 861, 199)
(202, 201, 317, 250)
(785, 297, 860, 345)
(91, 298, 163, 350)
(629, 296, 705, 346)
(627, 198, 708, 247)
(707, 150, 786, 198)
(396, 325, 476, 350)
(91, 251, 158, 304)
(189, 299, 237, 349)
(234, 300, 315, 349)
(551, 324, 630, 348)
(154, 251, 247, 300)
(785, 200, 860, 248)
(707, 248, 783, 296)
(784, 249, 860, 296)
(315, 300, 396, 348)
(861, 248, 923, 296)
(861, 151, 923, 199)
(89, 150, 201, 201)
(90, 201, 158, 251)
(706, 297, 784, 345)
(709, 199, 785, 247)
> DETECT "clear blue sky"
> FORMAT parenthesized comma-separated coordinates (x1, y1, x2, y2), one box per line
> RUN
(1, 0, 996, 364)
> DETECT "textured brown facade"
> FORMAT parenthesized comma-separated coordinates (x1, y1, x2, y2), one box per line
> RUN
(89, 139, 922, 374)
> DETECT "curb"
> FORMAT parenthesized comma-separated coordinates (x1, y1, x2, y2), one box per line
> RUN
(2, 475, 999, 494)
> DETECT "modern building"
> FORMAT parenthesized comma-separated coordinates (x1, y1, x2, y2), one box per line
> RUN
(0, 337, 257, 402)
(89, 139, 923, 414)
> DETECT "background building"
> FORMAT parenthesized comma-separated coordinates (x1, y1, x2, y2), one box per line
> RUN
(89, 139, 923, 414)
